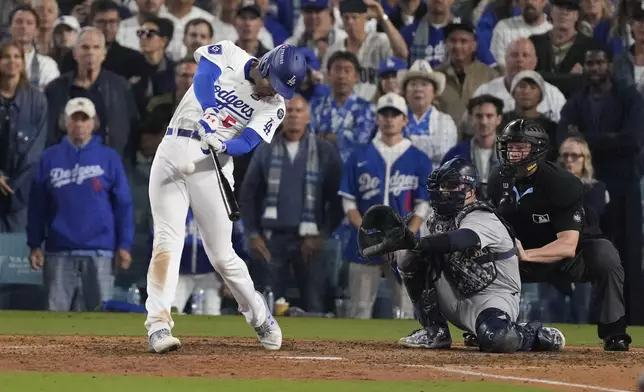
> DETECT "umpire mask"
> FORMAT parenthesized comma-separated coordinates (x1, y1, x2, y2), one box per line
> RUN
(497, 119, 549, 179)
(427, 158, 479, 218)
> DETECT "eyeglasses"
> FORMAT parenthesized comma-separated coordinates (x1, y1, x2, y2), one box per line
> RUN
(137, 29, 161, 38)
(559, 152, 584, 161)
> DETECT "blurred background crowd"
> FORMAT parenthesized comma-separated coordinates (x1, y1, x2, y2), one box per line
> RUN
(0, 0, 643, 326)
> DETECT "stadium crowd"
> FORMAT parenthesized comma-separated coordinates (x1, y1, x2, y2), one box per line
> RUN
(0, 0, 643, 326)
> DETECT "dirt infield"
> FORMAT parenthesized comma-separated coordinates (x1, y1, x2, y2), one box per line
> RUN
(0, 335, 642, 391)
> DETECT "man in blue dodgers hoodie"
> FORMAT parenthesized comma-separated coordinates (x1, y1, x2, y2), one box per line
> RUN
(27, 97, 134, 312)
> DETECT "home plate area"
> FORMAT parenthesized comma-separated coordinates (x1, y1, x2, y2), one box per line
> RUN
(0, 335, 641, 391)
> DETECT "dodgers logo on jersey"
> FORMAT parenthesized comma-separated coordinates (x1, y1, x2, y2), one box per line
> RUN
(389, 171, 419, 196)
(213, 85, 255, 120)
(208, 44, 222, 55)
(358, 173, 380, 200)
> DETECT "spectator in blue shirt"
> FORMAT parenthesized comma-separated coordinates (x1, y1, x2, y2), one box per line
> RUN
(310, 51, 376, 162)
(0, 41, 48, 233)
(27, 97, 134, 311)
(372, 56, 407, 103)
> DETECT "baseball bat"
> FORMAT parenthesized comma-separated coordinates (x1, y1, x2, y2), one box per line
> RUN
(209, 147, 241, 222)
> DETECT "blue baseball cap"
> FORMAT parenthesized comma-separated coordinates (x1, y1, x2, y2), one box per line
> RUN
(299, 47, 320, 71)
(258, 45, 308, 99)
(301, 0, 329, 10)
(378, 57, 407, 77)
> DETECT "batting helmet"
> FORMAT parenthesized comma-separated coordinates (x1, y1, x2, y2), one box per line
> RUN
(496, 119, 549, 179)
(427, 158, 479, 217)
(258, 45, 307, 99)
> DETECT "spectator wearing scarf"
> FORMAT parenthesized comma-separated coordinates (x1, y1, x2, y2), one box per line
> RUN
(241, 95, 343, 313)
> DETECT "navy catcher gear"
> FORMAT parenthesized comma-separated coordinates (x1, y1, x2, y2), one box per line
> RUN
(427, 158, 479, 217)
(258, 45, 307, 99)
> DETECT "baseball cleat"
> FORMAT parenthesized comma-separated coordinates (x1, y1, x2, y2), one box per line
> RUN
(603, 333, 631, 352)
(539, 327, 566, 352)
(254, 313, 282, 350)
(398, 325, 452, 349)
(148, 328, 181, 354)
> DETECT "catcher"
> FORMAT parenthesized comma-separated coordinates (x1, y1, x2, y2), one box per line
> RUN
(359, 158, 565, 353)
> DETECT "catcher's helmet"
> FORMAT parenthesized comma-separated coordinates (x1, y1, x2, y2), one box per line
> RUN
(427, 158, 479, 217)
(496, 119, 549, 179)
(258, 45, 307, 99)
(358, 205, 405, 261)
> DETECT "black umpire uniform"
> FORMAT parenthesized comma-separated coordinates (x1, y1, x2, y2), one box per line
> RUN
(488, 119, 631, 351)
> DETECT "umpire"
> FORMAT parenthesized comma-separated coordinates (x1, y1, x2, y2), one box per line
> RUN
(488, 119, 631, 351)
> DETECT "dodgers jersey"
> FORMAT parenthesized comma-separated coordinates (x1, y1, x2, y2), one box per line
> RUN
(169, 40, 286, 144)
(339, 138, 432, 262)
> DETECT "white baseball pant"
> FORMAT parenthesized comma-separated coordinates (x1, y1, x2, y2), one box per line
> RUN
(173, 272, 223, 316)
(145, 134, 267, 335)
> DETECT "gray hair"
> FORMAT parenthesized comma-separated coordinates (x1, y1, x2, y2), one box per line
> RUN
(32, 0, 59, 16)
(74, 26, 106, 48)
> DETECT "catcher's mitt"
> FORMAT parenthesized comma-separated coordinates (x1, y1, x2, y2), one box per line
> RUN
(358, 205, 417, 260)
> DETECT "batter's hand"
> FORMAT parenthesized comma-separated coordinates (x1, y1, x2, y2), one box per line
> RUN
(197, 107, 219, 136)
(200, 133, 226, 153)
(30, 248, 44, 271)
(116, 248, 132, 270)
(250, 236, 271, 263)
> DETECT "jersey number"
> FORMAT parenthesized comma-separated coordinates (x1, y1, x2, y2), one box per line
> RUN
(222, 115, 237, 128)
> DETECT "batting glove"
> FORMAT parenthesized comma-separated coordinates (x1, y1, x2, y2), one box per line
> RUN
(200, 134, 226, 154)
(196, 107, 220, 137)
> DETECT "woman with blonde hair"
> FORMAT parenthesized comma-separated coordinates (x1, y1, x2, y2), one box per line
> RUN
(556, 136, 608, 324)
(0, 41, 48, 232)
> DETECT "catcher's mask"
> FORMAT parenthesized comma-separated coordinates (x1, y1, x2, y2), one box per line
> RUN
(358, 204, 405, 262)
(427, 158, 479, 217)
(496, 119, 549, 179)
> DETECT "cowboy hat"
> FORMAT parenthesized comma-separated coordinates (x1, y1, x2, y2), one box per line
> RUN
(399, 59, 446, 96)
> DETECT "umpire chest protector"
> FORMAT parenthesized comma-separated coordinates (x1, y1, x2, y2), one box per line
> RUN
(427, 200, 516, 297)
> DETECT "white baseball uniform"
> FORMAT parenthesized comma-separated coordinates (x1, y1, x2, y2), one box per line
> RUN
(145, 40, 286, 336)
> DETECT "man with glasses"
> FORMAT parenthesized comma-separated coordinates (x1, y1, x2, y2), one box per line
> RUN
(132, 16, 176, 115)
(60, 0, 147, 82)
(146, 58, 197, 117)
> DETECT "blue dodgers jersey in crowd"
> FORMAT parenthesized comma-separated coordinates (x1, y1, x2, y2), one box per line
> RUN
(402, 23, 447, 66)
(339, 141, 432, 263)
(309, 94, 377, 162)
(26, 136, 134, 252)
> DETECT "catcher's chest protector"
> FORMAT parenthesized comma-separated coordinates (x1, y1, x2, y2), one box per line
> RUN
(426, 201, 516, 297)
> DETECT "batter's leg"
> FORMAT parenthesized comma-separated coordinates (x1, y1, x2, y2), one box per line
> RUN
(187, 166, 281, 350)
(145, 153, 190, 352)
(475, 308, 566, 353)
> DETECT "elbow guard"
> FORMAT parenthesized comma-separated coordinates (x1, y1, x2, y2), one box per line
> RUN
(418, 228, 480, 254)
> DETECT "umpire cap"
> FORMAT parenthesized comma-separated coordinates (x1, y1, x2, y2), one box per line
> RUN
(258, 45, 307, 99)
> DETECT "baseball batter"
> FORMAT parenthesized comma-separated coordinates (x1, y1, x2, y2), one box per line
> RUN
(145, 40, 306, 354)
(359, 158, 566, 353)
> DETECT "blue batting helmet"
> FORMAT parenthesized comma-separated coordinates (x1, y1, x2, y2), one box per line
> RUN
(258, 45, 307, 99)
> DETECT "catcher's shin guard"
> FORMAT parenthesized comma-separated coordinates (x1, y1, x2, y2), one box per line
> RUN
(398, 253, 448, 328)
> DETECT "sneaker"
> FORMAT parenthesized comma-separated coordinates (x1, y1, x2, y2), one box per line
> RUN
(463, 332, 479, 348)
(398, 325, 452, 349)
(538, 327, 566, 352)
(148, 328, 181, 354)
(604, 333, 631, 352)
(254, 313, 282, 350)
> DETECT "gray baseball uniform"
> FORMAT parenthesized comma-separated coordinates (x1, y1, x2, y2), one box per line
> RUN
(432, 210, 521, 333)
